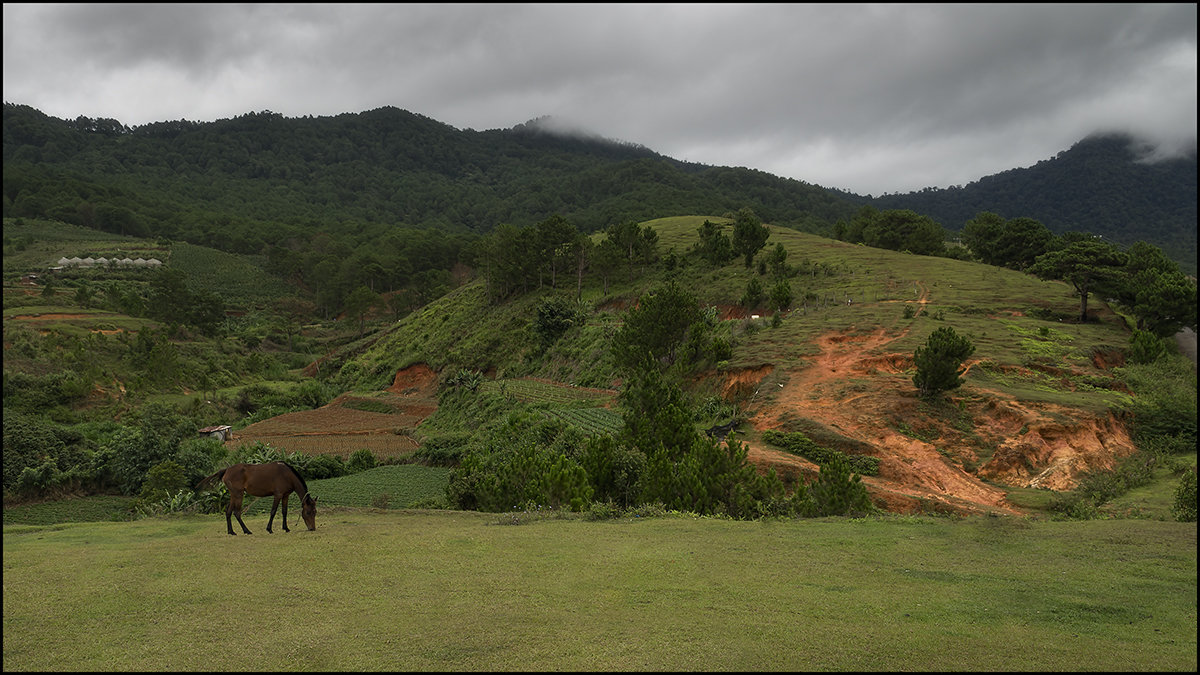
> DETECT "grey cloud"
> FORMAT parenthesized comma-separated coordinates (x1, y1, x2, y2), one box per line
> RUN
(3, 3, 1194, 195)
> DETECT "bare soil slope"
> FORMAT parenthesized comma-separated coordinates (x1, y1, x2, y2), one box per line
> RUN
(735, 320, 1137, 515)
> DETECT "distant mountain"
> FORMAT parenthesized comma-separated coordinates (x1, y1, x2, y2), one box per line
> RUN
(855, 133, 1197, 273)
(1, 103, 858, 243)
(3, 104, 1194, 273)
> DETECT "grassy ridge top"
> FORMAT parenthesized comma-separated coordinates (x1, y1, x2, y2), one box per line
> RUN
(339, 215, 1133, 410)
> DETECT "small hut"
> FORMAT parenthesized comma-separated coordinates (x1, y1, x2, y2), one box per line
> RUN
(198, 425, 233, 442)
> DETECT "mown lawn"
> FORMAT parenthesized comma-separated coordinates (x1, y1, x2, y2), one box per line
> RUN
(3, 512, 1195, 671)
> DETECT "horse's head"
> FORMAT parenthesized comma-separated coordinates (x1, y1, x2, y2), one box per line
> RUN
(302, 494, 318, 530)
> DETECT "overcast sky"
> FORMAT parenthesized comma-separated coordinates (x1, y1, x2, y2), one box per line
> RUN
(3, 3, 1196, 195)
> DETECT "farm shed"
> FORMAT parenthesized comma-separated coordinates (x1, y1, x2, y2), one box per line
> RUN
(198, 425, 233, 442)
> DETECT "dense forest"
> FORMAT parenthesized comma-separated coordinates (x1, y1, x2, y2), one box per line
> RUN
(860, 133, 1198, 274)
(6, 104, 1194, 279)
(1, 103, 856, 242)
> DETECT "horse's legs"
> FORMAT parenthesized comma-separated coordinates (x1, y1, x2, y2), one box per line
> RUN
(229, 490, 252, 534)
(281, 494, 290, 532)
(267, 495, 281, 534)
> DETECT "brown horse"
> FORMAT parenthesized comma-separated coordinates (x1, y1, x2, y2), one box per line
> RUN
(197, 462, 317, 535)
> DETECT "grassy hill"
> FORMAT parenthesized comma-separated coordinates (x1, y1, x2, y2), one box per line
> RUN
(306, 215, 1187, 515)
(2, 214, 1194, 520)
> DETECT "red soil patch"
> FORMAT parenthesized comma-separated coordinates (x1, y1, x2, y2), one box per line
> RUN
(734, 296, 1137, 515)
(387, 363, 438, 397)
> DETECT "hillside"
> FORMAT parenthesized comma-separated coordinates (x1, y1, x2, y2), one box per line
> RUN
(311, 216, 1160, 515)
(4, 101, 1195, 520)
(858, 133, 1198, 274)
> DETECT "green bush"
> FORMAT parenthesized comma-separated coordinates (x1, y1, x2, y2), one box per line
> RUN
(806, 453, 875, 517)
(132, 460, 189, 510)
(760, 430, 880, 476)
(447, 415, 594, 512)
(1050, 451, 1160, 518)
(579, 435, 645, 508)
(1127, 329, 1168, 365)
(3, 410, 66, 490)
(1120, 359, 1197, 446)
(347, 448, 377, 474)
(1172, 467, 1197, 522)
(306, 453, 347, 479)
(533, 294, 585, 349)
(414, 433, 472, 466)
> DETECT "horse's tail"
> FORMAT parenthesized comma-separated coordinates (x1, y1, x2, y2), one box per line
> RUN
(195, 468, 227, 491)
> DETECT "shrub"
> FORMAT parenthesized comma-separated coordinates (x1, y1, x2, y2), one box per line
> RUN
(130, 460, 189, 513)
(1120, 359, 1197, 446)
(414, 433, 472, 466)
(1049, 450, 1161, 518)
(306, 453, 347, 479)
(447, 415, 594, 512)
(533, 294, 584, 349)
(807, 453, 875, 517)
(1173, 467, 1197, 522)
(740, 277, 765, 309)
(346, 448, 377, 473)
(1127, 329, 1168, 365)
(760, 430, 880, 476)
(578, 435, 645, 508)
(3, 410, 66, 490)
(768, 280, 793, 312)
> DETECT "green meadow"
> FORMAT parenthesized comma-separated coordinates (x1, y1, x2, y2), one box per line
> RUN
(3, 512, 1195, 671)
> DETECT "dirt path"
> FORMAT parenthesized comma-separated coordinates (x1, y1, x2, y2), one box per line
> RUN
(743, 282, 1019, 515)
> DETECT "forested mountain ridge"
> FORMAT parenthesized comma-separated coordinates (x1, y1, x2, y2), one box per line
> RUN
(1, 103, 857, 245)
(4, 103, 1194, 273)
(857, 133, 1198, 274)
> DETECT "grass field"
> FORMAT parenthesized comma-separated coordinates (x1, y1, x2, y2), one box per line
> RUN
(2, 464, 451, 526)
(3, 512, 1195, 671)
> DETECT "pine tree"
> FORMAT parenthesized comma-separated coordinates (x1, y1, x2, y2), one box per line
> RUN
(913, 326, 975, 397)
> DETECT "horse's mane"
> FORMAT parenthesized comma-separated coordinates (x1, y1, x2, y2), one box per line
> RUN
(281, 462, 310, 494)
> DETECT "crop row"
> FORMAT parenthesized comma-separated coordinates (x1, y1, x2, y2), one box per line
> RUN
(539, 407, 623, 436)
(229, 433, 419, 459)
(480, 378, 615, 405)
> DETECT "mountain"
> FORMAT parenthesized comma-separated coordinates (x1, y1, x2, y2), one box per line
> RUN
(3, 104, 1194, 273)
(1, 103, 858, 242)
(855, 133, 1198, 274)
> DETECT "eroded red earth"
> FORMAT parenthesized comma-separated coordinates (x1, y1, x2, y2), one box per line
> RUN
(735, 320, 1136, 515)
(244, 314, 1135, 515)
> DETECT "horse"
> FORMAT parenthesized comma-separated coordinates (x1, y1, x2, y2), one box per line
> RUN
(197, 462, 317, 535)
